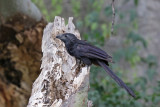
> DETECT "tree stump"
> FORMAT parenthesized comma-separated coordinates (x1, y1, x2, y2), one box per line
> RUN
(27, 16, 92, 107)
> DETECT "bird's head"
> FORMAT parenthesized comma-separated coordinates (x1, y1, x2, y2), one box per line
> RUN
(56, 33, 78, 44)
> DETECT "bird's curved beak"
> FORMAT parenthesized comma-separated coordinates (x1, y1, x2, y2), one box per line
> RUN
(56, 34, 62, 39)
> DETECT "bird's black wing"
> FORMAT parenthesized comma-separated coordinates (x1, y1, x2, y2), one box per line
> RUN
(75, 40, 112, 62)
(74, 40, 136, 98)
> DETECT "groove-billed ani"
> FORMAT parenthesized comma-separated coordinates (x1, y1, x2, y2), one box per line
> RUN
(56, 33, 136, 98)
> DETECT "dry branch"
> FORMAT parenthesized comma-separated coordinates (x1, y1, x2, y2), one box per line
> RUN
(27, 16, 92, 107)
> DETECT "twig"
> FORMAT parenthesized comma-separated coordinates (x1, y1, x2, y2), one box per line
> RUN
(111, 0, 115, 35)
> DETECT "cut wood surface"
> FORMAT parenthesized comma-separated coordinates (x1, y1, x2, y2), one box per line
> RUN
(27, 16, 92, 107)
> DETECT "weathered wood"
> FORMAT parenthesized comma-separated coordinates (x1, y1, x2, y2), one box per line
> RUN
(27, 16, 91, 107)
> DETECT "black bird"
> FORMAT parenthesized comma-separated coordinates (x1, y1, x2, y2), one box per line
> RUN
(56, 33, 136, 98)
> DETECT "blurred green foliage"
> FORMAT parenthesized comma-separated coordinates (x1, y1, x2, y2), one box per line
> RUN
(32, 0, 62, 21)
(32, 0, 160, 106)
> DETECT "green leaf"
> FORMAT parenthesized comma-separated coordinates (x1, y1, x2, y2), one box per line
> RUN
(127, 31, 147, 48)
(104, 6, 112, 16)
(91, 22, 98, 30)
(134, 0, 139, 6)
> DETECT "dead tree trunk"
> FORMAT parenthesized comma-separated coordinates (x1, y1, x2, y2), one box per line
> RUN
(27, 16, 92, 107)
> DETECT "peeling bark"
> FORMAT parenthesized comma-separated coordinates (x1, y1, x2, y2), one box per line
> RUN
(0, 0, 46, 106)
(27, 16, 92, 107)
(0, 20, 46, 107)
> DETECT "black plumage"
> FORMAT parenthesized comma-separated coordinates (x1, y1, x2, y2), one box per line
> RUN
(56, 33, 136, 98)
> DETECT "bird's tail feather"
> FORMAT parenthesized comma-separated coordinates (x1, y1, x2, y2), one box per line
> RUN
(98, 60, 136, 98)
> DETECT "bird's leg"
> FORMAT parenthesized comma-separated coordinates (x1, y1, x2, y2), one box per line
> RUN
(80, 60, 86, 67)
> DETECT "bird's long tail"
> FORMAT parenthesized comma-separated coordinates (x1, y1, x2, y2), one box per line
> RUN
(98, 60, 136, 98)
